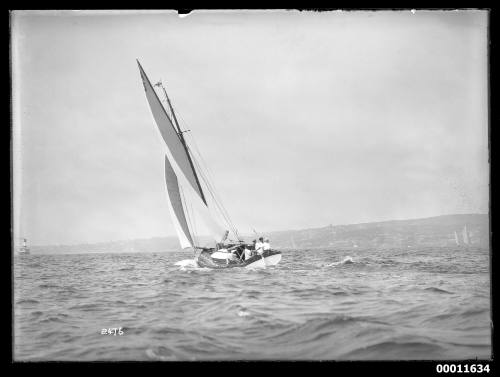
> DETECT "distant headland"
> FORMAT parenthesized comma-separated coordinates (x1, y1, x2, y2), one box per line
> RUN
(25, 213, 489, 255)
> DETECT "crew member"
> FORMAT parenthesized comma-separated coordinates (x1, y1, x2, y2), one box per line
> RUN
(245, 245, 253, 260)
(263, 238, 271, 251)
(255, 237, 264, 255)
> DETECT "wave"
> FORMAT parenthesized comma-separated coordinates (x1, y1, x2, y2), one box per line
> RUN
(340, 340, 446, 359)
(118, 267, 135, 271)
(268, 315, 382, 345)
(284, 286, 349, 298)
(69, 303, 100, 311)
(174, 259, 203, 271)
(154, 326, 185, 336)
(326, 256, 355, 267)
(424, 287, 454, 294)
(39, 317, 66, 324)
(461, 307, 490, 317)
(39, 283, 59, 289)
(16, 299, 39, 304)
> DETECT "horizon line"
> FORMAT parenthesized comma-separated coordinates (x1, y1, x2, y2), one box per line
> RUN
(21, 212, 489, 248)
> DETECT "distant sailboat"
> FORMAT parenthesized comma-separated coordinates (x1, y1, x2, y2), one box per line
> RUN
(462, 225, 471, 246)
(137, 60, 281, 269)
(18, 238, 30, 254)
(454, 231, 460, 246)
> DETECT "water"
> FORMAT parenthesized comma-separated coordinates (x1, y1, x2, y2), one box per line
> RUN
(13, 247, 491, 361)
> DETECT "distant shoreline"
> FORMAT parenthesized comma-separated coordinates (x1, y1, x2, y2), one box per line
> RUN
(17, 213, 489, 255)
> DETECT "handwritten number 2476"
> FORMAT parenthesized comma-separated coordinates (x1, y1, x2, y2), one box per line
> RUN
(101, 327, 124, 336)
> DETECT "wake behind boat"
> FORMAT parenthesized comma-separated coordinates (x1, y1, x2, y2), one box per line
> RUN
(137, 60, 281, 269)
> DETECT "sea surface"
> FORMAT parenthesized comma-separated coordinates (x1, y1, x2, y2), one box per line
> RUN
(13, 247, 491, 361)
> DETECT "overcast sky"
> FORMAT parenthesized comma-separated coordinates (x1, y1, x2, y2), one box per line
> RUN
(12, 10, 489, 245)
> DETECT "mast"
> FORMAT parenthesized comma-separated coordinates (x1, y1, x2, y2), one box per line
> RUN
(158, 82, 207, 206)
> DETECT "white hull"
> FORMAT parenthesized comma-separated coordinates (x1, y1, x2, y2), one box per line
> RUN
(245, 253, 282, 269)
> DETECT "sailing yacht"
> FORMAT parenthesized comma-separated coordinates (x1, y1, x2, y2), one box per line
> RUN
(454, 231, 460, 246)
(137, 60, 281, 269)
(18, 238, 30, 254)
(462, 225, 471, 246)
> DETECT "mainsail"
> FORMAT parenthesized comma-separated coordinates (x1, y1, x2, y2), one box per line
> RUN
(138, 60, 231, 248)
(137, 60, 206, 204)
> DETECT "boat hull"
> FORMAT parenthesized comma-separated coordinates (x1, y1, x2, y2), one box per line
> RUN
(197, 249, 282, 269)
(18, 247, 30, 255)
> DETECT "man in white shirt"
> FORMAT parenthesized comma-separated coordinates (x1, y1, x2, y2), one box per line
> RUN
(263, 238, 271, 251)
(255, 237, 264, 255)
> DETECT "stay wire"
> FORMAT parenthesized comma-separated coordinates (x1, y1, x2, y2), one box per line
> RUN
(174, 111, 240, 241)
(185, 133, 239, 238)
(190, 152, 240, 240)
(159, 90, 240, 242)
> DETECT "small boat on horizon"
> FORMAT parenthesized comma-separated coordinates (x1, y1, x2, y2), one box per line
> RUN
(462, 224, 471, 246)
(453, 225, 471, 247)
(137, 60, 282, 269)
(18, 238, 30, 255)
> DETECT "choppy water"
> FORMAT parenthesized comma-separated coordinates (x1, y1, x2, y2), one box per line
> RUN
(14, 247, 491, 361)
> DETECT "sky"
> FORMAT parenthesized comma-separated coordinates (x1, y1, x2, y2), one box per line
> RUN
(11, 10, 489, 246)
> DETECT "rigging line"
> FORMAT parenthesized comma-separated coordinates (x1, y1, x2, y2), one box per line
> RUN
(171, 105, 240, 240)
(185, 134, 240, 238)
(191, 155, 239, 240)
(203, 174, 237, 236)
(174, 111, 222, 192)
(187, 134, 221, 196)
(177, 132, 237, 236)
(190, 156, 231, 225)
(208, 192, 239, 240)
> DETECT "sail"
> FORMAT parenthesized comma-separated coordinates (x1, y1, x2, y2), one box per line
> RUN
(137, 60, 205, 203)
(168, 151, 228, 244)
(462, 225, 470, 245)
(454, 231, 460, 246)
(164, 155, 194, 249)
(138, 60, 230, 246)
